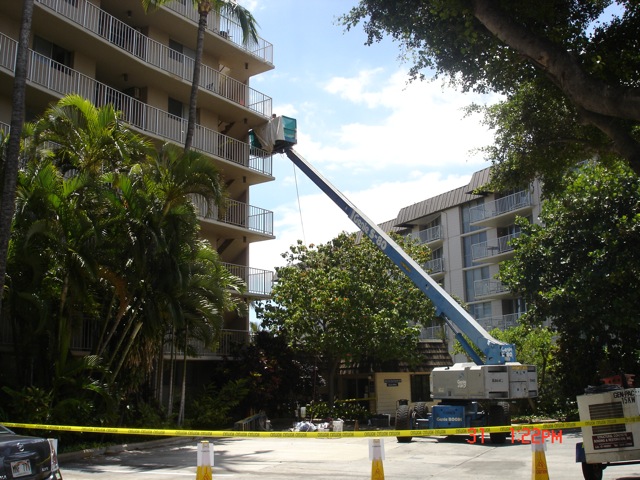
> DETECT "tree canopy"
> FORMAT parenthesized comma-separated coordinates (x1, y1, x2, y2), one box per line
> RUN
(341, 1, 640, 192)
(1, 95, 244, 426)
(256, 232, 440, 404)
(499, 161, 640, 398)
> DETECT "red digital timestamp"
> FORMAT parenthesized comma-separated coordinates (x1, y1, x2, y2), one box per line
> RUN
(467, 427, 563, 444)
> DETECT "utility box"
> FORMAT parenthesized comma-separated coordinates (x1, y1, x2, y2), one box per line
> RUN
(578, 387, 640, 464)
(249, 115, 297, 153)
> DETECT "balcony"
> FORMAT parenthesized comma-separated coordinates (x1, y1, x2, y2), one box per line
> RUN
(65, 320, 248, 357)
(473, 279, 511, 299)
(424, 257, 445, 281)
(476, 312, 524, 331)
(409, 225, 442, 247)
(163, 329, 249, 359)
(190, 195, 273, 238)
(0, 32, 273, 181)
(419, 325, 445, 340)
(34, 0, 272, 119)
(471, 232, 521, 263)
(159, 0, 273, 66)
(222, 262, 273, 298)
(469, 190, 532, 228)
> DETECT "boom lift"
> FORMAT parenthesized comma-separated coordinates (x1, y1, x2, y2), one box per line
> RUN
(251, 116, 538, 443)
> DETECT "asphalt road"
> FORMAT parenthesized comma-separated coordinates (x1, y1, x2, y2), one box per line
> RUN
(59, 430, 640, 480)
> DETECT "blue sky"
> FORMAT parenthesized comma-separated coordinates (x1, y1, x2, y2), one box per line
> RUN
(242, 0, 500, 273)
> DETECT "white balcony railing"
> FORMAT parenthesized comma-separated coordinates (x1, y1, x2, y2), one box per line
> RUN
(471, 232, 521, 261)
(163, 329, 249, 357)
(469, 190, 531, 223)
(0, 32, 273, 177)
(476, 312, 524, 331)
(35, 0, 273, 118)
(222, 262, 273, 297)
(190, 195, 273, 236)
(409, 225, 441, 244)
(419, 325, 445, 340)
(424, 257, 444, 274)
(161, 0, 274, 64)
(474, 279, 509, 299)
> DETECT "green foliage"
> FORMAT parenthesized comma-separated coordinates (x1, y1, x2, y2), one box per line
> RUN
(1, 386, 52, 424)
(186, 379, 250, 429)
(227, 330, 318, 417)
(259, 233, 437, 366)
(257, 232, 440, 405)
(340, 1, 640, 185)
(500, 161, 640, 399)
(307, 399, 369, 422)
(1, 94, 239, 427)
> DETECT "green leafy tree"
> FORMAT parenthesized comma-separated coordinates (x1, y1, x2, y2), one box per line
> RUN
(340, 2, 640, 189)
(499, 161, 640, 399)
(142, 0, 259, 151)
(257, 232, 439, 406)
(2, 95, 240, 426)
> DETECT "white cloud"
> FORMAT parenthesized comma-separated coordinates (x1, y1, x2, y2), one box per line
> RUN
(279, 69, 500, 173)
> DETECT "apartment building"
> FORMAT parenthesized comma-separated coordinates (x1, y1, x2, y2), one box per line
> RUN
(394, 167, 543, 359)
(0, 1, 275, 361)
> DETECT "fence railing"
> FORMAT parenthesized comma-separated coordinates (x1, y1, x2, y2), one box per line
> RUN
(35, 0, 272, 118)
(476, 312, 524, 331)
(161, 0, 274, 65)
(471, 232, 521, 261)
(223, 262, 273, 296)
(469, 190, 531, 223)
(163, 328, 249, 357)
(424, 257, 444, 274)
(474, 279, 509, 299)
(0, 32, 273, 177)
(409, 225, 441, 244)
(190, 195, 273, 236)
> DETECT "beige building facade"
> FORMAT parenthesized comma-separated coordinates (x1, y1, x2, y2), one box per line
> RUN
(0, 0, 275, 361)
(394, 167, 543, 360)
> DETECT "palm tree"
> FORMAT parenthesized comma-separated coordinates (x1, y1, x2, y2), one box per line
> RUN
(142, 0, 259, 151)
(0, 0, 34, 318)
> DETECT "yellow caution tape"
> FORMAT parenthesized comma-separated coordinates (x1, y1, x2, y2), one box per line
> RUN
(4, 416, 640, 439)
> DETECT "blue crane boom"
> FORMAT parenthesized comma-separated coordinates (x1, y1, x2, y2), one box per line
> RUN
(283, 148, 514, 366)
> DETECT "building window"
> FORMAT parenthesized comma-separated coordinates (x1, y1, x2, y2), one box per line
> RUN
(168, 39, 196, 62)
(168, 39, 184, 62)
(461, 199, 484, 234)
(464, 266, 489, 303)
(469, 302, 492, 320)
(168, 97, 184, 119)
(33, 35, 73, 70)
(463, 232, 486, 268)
(410, 374, 430, 403)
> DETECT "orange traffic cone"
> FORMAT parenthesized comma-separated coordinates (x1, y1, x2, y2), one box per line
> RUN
(196, 440, 214, 480)
(531, 438, 550, 480)
(370, 438, 385, 480)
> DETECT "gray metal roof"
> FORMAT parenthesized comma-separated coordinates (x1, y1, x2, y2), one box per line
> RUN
(395, 167, 492, 226)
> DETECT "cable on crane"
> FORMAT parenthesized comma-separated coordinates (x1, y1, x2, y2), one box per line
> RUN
(293, 163, 307, 244)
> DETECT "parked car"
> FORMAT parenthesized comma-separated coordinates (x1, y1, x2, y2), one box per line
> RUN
(0, 424, 62, 479)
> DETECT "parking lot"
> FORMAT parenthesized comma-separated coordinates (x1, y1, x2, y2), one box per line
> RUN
(59, 430, 640, 479)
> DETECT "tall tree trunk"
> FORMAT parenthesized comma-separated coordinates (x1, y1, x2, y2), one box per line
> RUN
(167, 325, 176, 416)
(178, 326, 188, 426)
(184, 10, 208, 151)
(0, 0, 34, 318)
